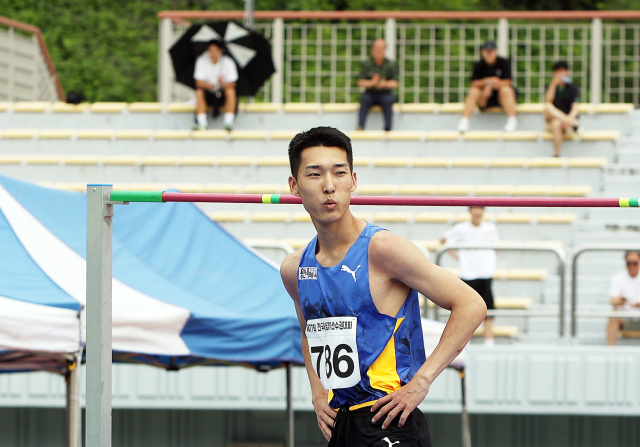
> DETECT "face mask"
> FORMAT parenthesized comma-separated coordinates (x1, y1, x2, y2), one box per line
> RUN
(562, 75, 572, 84)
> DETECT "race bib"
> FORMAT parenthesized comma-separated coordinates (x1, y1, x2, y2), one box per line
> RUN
(306, 316, 360, 390)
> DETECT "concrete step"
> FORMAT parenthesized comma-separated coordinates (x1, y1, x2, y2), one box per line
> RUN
(603, 175, 640, 195)
(0, 157, 605, 188)
(0, 103, 633, 134)
(0, 133, 619, 159)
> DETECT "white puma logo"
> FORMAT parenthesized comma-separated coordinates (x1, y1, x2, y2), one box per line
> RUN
(382, 438, 400, 447)
(340, 264, 361, 282)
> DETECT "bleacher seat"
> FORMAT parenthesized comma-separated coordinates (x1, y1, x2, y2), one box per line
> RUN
(0, 100, 636, 344)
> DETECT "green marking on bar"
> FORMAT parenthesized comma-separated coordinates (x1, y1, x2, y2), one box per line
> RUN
(270, 194, 281, 204)
(631, 198, 639, 207)
(110, 191, 164, 202)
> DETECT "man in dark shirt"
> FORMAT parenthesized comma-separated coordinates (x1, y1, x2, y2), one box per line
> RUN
(357, 39, 399, 132)
(545, 60, 581, 156)
(457, 40, 518, 132)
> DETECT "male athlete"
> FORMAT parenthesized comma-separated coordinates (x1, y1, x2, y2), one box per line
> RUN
(280, 127, 487, 446)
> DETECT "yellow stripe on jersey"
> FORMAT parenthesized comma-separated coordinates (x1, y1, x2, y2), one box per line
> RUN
(367, 317, 404, 395)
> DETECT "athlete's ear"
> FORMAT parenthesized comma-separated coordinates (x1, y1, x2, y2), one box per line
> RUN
(351, 171, 357, 193)
(289, 175, 301, 197)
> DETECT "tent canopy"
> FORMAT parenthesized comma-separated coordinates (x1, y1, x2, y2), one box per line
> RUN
(0, 175, 302, 374)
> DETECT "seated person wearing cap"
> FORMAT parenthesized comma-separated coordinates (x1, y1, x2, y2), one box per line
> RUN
(457, 40, 518, 132)
(544, 60, 581, 157)
(193, 40, 238, 131)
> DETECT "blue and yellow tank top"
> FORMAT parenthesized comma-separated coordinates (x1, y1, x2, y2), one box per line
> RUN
(298, 223, 426, 409)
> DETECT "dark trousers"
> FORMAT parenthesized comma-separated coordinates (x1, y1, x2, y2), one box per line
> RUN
(358, 90, 396, 131)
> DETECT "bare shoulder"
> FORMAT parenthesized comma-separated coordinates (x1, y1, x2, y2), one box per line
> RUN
(369, 230, 425, 269)
(280, 246, 306, 296)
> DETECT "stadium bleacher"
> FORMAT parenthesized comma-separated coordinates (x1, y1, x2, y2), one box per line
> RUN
(0, 100, 639, 344)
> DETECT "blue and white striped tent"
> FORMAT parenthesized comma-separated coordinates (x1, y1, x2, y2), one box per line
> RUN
(0, 174, 302, 374)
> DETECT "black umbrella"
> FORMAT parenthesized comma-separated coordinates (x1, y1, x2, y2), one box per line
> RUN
(169, 21, 275, 97)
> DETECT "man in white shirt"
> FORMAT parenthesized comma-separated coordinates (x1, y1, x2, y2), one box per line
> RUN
(607, 250, 640, 346)
(440, 207, 500, 344)
(193, 40, 238, 131)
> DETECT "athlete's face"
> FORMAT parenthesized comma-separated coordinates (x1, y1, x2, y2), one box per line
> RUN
(626, 252, 640, 278)
(289, 146, 357, 224)
(208, 44, 223, 63)
(469, 206, 484, 226)
(481, 48, 497, 65)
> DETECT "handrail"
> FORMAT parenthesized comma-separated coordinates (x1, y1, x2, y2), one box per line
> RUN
(570, 243, 640, 337)
(243, 238, 295, 260)
(435, 242, 567, 337)
(158, 10, 640, 21)
(0, 15, 64, 101)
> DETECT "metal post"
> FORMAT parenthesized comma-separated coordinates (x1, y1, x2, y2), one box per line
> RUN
(7, 26, 15, 101)
(86, 185, 113, 447)
(385, 18, 397, 61)
(497, 18, 509, 58)
(158, 17, 174, 103)
(434, 243, 566, 336)
(570, 244, 640, 337)
(271, 18, 285, 104)
(67, 348, 83, 447)
(590, 18, 603, 105)
(458, 368, 471, 447)
(243, 0, 254, 29)
(286, 362, 294, 447)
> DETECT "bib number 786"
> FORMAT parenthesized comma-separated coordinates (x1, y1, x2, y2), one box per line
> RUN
(310, 344, 355, 380)
(306, 316, 360, 389)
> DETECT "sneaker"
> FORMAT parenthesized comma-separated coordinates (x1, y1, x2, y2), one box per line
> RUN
(503, 116, 518, 132)
(573, 124, 584, 135)
(457, 117, 470, 132)
(484, 338, 495, 347)
(224, 123, 233, 132)
(192, 123, 206, 131)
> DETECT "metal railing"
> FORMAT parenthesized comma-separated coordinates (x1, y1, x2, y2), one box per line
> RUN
(0, 15, 64, 101)
(570, 244, 640, 338)
(157, 10, 640, 106)
(434, 242, 567, 337)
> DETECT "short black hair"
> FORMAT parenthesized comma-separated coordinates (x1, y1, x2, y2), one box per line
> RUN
(552, 60, 569, 71)
(208, 39, 224, 49)
(288, 127, 353, 178)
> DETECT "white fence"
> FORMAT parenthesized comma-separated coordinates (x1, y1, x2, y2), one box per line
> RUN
(0, 16, 63, 102)
(157, 11, 640, 106)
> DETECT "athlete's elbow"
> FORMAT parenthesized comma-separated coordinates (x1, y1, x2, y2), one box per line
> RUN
(473, 294, 488, 321)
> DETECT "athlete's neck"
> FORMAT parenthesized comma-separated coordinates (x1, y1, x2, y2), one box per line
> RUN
(313, 212, 366, 267)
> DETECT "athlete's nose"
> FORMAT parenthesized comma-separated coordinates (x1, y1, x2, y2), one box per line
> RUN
(323, 174, 335, 194)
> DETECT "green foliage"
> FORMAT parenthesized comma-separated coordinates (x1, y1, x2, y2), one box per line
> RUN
(1, 0, 244, 101)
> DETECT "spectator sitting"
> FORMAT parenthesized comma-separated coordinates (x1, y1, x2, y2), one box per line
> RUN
(440, 206, 499, 345)
(193, 40, 238, 131)
(607, 250, 640, 346)
(357, 38, 399, 132)
(457, 40, 518, 132)
(545, 60, 582, 157)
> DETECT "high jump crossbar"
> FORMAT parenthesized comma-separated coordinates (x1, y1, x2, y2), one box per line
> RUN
(109, 191, 640, 207)
(88, 187, 639, 447)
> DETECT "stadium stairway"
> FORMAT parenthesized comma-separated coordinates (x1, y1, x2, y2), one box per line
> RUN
(0, 101, 638, 344)
(0, 101, 633, 135)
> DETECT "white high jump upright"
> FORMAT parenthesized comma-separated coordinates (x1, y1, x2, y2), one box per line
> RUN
(86, 184, 114, 447)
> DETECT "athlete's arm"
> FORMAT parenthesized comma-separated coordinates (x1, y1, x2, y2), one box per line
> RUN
(368, 232, 486, 429)
(280, 251, 336, 441)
